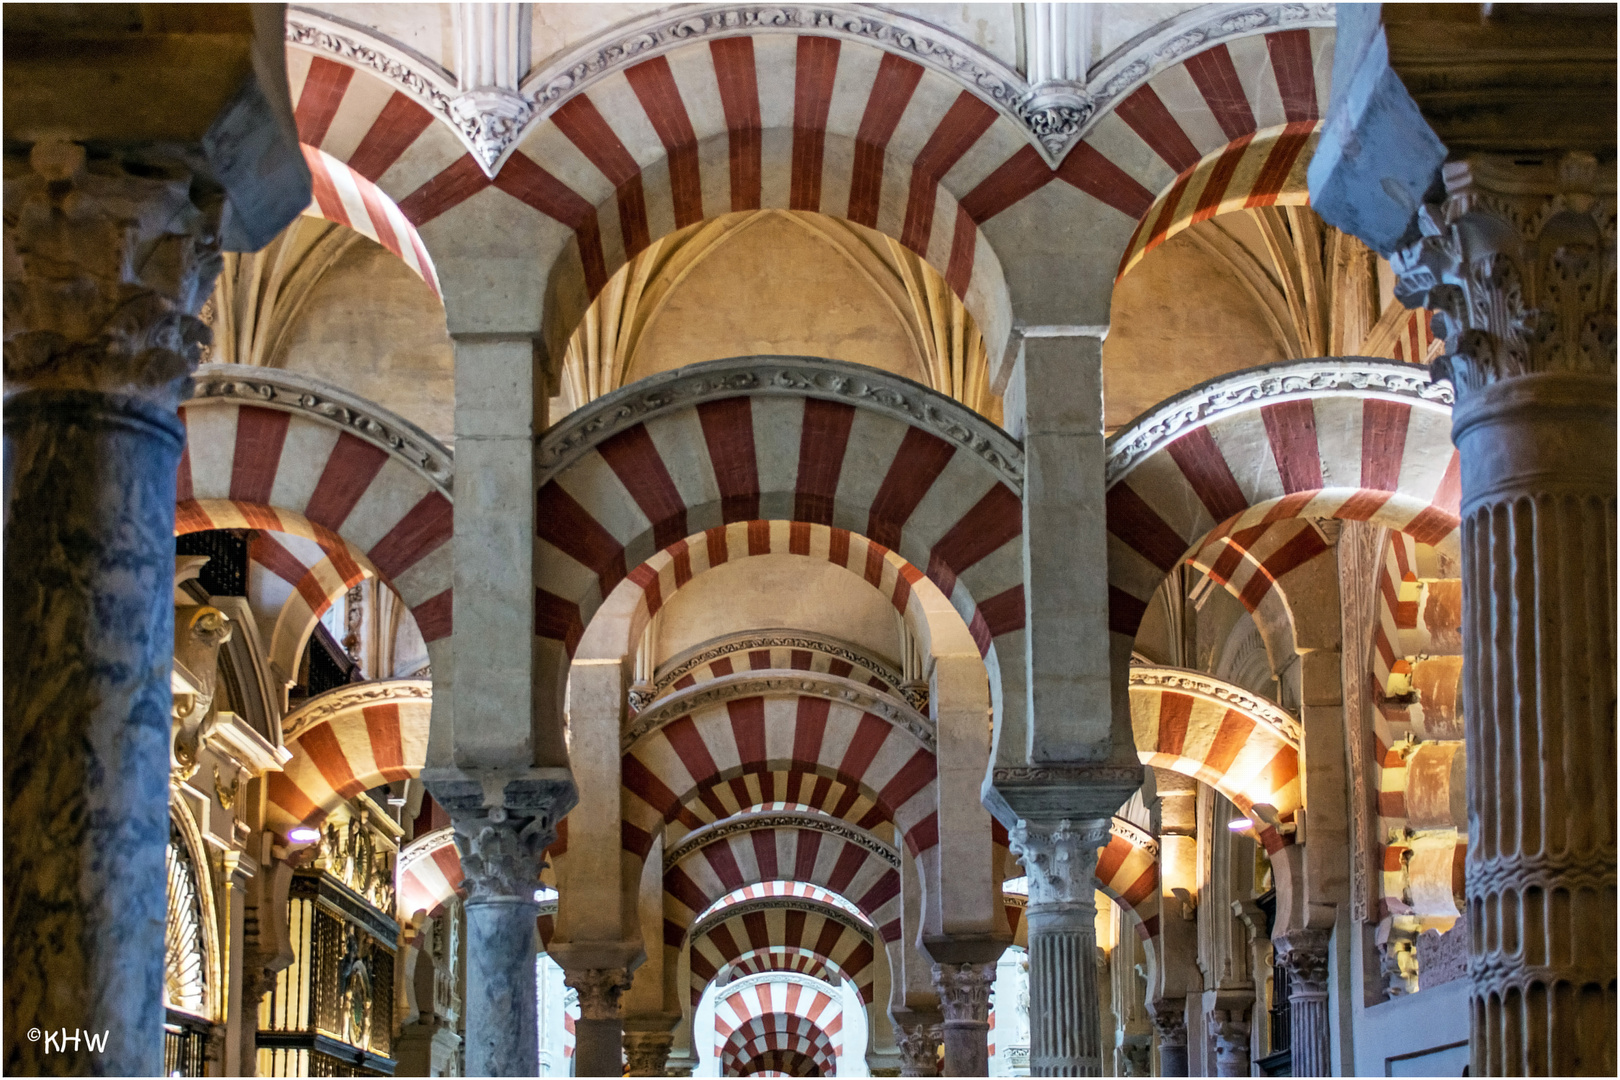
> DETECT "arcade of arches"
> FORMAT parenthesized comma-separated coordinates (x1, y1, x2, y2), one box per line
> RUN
(3, 4, 1614, 1078)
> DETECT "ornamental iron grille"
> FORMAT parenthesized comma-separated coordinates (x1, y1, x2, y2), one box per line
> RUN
(257, 806, 400, 1077)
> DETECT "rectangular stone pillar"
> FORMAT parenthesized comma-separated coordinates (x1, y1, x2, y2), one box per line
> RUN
(1013, 331, 1114, 761)
(450, 335, 558, 767)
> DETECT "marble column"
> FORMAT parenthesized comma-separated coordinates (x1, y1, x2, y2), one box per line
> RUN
(3, 142, 223, 1076)
(1276, 930, 1331, 1077)
(1391, 153, 1617, 1076)
(568, 967, 633, 1078)
(1009, 818, 1112, 1076)
(893, 1015, 943, 1077)
(424, 771, 573, 1076)
(1147, 1001, 1188, 1078)
(932, 961, 996, 1076)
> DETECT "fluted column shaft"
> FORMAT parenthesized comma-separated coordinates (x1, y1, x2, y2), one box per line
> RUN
(1011, 819, 1110, 1076)
(1277, 930, 1331, 1077)
(1392, 153, 1617, 1076)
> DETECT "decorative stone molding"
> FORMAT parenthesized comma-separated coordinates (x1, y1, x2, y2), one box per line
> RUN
(541, 356, 1022, 491)
(665, 809, 901, 871)
(281, 679, 433, 744)
(1008, 818, 1113, 908)
(564, 967, 633, 1021)
(397, 825, 455, 878)
(1107, 357, 1453, 487)
(933, 961, 997, 1022)
(1109, 815, 1159, 859)
(689, 896, 874, 946)
(622, 670, 934, 754)
(4, 142, 224, 407)
(1391, 154, 1617, 402)
(188, 365, 454, 496)
(1130, 665, 1301, 747)
(421, 769, 576, 904)
(653, 629, 905, 700)
(291, 3, 1331, 170)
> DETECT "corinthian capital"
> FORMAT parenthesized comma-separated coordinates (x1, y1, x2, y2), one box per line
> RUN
(1276, 928, 1332, 998)
(4, 141, 224, 406)
(423, 767, 576, 903)
(1391, 153, 1616, 400)
(932, 961, 997, 1023)
(1007, 817, 1111, 908)
(564, 967, 632, 1021)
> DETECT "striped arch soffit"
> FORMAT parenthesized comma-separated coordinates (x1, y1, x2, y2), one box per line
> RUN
(284, 7, 1334, 366)
(1104, 358, 1460, 650)
(178, 366, 455, 657)
(620, 671, 937, 863)
(1184, 516, 1334, 634)
(1130, 665, 1303, 852)
(661, 809, 905, 950)
(714, 972, 845, 1050)
(267, 680, 432, 831)
(300, 143, 441, 295)
(688, 895, 878, 1008)
(537, 355, 1023, 725)
(1001, 814, 1160, 948)
(652, 628, 907, 706)
(718, 1008, 841, 1078)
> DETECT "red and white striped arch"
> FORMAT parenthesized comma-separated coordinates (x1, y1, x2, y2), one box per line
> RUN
(664, 821, 903, 946)
(300, 143, 440, 295)
(717, 997, 842, 1077)
(176, 399, 454, 650)
(396, 825, 463, 921)
(688, 898, 877, 1007)
(604, 519, 944, 674)
(267, 680, 432, 830)
(1130, 670, 1301, 852)
(1106, 363, 1459, 649)
(537, 364, 1024, 735)
(656, 635, 902, 705)
(719, 948, 847, 990)
(288, 39, 1018, 360)
(621, 676, 937, 862)
(1116, 123, 1317, 279)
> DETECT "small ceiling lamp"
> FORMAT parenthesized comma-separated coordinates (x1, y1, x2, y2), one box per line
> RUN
(287, 825, 320, 844)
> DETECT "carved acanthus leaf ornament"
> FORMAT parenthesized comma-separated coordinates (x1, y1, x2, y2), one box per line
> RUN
(1390, 154, 1617, 400)
(1007, 818, 1112, 908)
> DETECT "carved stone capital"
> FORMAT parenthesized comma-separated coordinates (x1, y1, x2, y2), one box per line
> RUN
(1008, 817, 1112, 910)
(1146, 998, 1187, 1047)
(4, 141, 225, 407)
(422, 769, 576, 904)
(564, 967, 633, 1021)
(892, 1017, 943, 1077)
(931, 961, 997, 1023)
(1391, 153, 1617, 402)
(448, 88, 533, 173)
(621, 1028, 674, 1076)
(1276, 928, 1332, 999)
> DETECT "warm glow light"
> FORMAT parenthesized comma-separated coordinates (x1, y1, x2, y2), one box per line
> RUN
(288, 826, 320, 843)
(1227, 818, 1251, 832)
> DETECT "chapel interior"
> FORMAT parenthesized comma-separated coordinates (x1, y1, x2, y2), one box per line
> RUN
(2, 3, 1615, 1078)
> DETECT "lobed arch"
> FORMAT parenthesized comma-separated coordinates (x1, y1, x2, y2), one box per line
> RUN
(662, 813, 904, 946)
(621, 673, 937, 863)
(687, 895, 878, 1009)
(178, 366, 455, 663)
(267, 680, 432, 830)
(539, 355, 1024, 747)
(1104, 358, 1459, 659)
